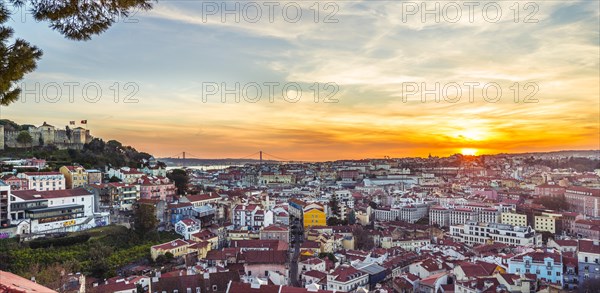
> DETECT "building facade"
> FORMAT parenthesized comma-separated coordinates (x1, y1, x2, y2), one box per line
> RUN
(18, 172, 65, 191)
(59, 166, 88, 189)
(508, 251, 563, 286)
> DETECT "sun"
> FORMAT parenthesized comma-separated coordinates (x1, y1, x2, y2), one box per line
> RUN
(461, 148, 478, 156)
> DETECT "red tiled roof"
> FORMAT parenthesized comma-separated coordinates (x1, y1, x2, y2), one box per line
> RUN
(240, 250, 287, 264)
(262, 224, 289, 232)
(11, 188, 91, 200)
(303, 269, 327, 280)
(579, 239, 600, 254)
(330, 265, 365, 282)
(0, 270, 58, 292)
(23, 172, 62, 176)
(151, 239, 191, 251)
(186, 193, 220, 202)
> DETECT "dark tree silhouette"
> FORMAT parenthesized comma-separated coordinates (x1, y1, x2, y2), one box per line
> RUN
(0, 5, 42, 106)
(167, 169, 189, 195)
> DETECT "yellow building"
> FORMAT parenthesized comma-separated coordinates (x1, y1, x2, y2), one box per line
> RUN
(303, 204, 326, 229)
(501, 212, 527, 226)
(59, 166, 88, 189)
(534, 212, 562, 233)
(150, 239, 194, 260)
(191, 240, 212, 259)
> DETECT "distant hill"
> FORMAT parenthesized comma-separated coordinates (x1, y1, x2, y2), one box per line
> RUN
(498, 150, 599, 159)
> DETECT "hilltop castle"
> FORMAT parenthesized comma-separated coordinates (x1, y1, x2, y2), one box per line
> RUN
(0, 122, 92, 150)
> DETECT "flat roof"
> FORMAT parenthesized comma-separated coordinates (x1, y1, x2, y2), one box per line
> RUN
(26, 204, 84, 213)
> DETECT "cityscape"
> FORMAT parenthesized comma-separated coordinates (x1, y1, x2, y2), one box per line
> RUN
(0, 1, 599, 293)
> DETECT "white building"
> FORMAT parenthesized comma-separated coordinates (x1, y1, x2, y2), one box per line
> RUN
(232, 204, 264, 229)
(326, 265, 369, 292)
(429, 206, 449, 227)
(450, 221, 542, 247)
(10, 188, 107, 234)
(18, 172, 65, 191)
(174, 218, 201, 240)
(374, 203, 428, 223)
(0, 181, 10, 227)
(106, 167, 144, 184)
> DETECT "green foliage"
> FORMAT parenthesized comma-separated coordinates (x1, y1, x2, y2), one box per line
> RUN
(0, 225, 180, 285)
(347, 210, 356, 225)
(0, 119, 21, 131)
(133, 204, 159, 239)
(353, 225, 374, 250)
(25, 0, 155, 41)
(16, 131, 32, 145)
(368, 201, 378, 209)
(0, 3, 43, 106)
(167, 169, 189, 195)
(318, 252, 337, 262)
(329, 196, 340, 217)
(533, 195, 569, 211)
(0, 122, 156, 169)
(327, 217, 348, 226)
(29, 234, 91, 249)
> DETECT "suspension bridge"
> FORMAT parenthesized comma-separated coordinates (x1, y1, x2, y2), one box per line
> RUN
(162, 151, 303, 168)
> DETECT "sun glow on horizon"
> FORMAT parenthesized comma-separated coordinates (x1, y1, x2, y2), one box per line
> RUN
(461, 148, 478, 156)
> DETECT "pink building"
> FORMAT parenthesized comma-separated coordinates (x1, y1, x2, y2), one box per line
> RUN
(572, 219, 600, 240)
(564, 186, 600, 217)
(534, 184, 566, 197)
(137, 176, 176, 203)
(241, 250, 288, 279)
(1, 175, 28, 190)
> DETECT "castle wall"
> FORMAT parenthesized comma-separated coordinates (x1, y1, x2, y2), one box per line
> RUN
(3, 125, 92, 149)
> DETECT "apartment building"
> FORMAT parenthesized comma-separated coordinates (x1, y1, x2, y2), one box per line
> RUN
(327, 265, 369, 292)
(578, 239, 600, 284)
(501, 212, 528, 227)
(564, 186, 599, 217)
(508, 251, 563, 286)
(534, 212, 562, 234)
(18, 172, 65, 191)
(10, 188, 104, 234)
(59, 166, 88, 189)
(0, 182, 9, 227)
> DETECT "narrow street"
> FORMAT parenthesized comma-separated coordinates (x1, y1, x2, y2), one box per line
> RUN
(289, 217, 303, 287)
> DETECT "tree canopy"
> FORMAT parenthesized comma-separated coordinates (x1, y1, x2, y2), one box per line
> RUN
(16, 130, 32, 145)
(167, 169, 189, 195)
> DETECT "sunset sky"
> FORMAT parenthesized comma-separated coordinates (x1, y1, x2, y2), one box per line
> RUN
(3, 0, 599, 161)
